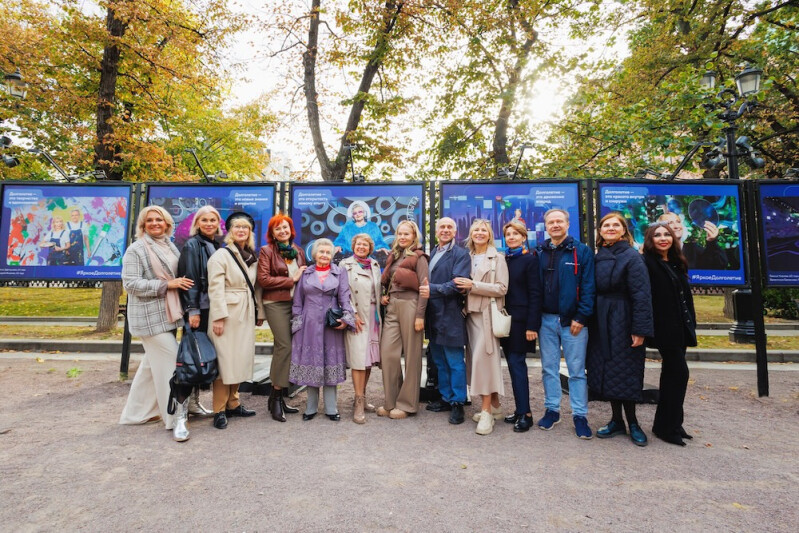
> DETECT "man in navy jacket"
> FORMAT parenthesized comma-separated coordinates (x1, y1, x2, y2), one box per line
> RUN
(419, 217, 472, 424)
(535, 208, 595, 439)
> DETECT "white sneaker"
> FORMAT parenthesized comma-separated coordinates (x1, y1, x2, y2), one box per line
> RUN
(472, 404, 503, 422)
(475, 410, 494, 435)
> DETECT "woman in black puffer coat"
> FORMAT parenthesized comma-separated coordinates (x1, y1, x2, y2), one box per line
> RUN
(587, 213, 653, 447)
(642, 223, 697, 447)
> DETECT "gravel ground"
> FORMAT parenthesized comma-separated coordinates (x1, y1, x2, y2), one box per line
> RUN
(0, 357, 796, 532)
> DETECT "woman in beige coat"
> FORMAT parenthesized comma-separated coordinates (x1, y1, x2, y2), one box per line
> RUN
(454, 219, 509, 436)
(207, 212, 266, 430)
(341, 233, 382, 423)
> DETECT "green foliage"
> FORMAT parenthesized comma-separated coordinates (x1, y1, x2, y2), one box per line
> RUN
(763, 288, 799, 320)
(66, 367, 83, 378)
(0, 0, 275, 182)
(540, 0, 798, 180)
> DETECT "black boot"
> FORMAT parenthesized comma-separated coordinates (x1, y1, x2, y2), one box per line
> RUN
(270, 389, 285, 422)
(280, 394, 299, 414)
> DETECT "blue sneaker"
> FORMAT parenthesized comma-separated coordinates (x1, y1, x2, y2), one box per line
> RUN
(537, 409, 561, 430)
(573, 415, 593, 439)
(629, 423, 648, 447)
(597, 419, 627, 439)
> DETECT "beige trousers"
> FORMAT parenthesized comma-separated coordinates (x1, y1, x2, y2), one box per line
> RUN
(119, 331, 178, 430)
(380, 298, 423, 413)
(264, 301, 292, 388)
(212, 378, 241, 413)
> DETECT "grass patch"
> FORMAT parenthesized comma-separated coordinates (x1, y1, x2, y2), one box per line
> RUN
(0, 325, 124, 340)
(0, 288, 110, 317)
(692, 295, 789, 323)
(695, 335, 799, 350)
(0, 324, 275, 343)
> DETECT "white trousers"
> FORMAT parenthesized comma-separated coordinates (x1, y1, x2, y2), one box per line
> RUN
(119, 331, 178, 430)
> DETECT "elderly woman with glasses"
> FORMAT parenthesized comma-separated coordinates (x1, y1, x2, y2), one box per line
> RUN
(290, 238, 356, 421)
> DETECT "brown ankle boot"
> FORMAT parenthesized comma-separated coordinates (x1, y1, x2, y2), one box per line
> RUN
(353, 395, 366, 424)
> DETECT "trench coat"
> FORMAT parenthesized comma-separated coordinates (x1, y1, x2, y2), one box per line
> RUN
(340, 256, 382, 369)
(586, 241, 654, 401)
(207, 246, 266, 385)
(290, 264, 356, 387)
(465, 248, 508, 396)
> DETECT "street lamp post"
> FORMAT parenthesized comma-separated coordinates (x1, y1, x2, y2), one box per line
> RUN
(701, 66, 769, 396)
(3, 69, 28, 99)
(184, 148, 227, 182)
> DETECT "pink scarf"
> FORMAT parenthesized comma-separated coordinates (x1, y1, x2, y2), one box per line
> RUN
(143, 236, 183, 323)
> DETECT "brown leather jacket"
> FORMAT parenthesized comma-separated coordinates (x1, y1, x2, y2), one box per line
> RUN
(257, 243, 307, 302)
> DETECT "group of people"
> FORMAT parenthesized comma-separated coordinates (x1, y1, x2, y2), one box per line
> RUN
(119, 204, 697, 448)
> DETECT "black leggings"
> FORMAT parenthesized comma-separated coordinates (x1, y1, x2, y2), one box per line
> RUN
(611, 400, 638, 426)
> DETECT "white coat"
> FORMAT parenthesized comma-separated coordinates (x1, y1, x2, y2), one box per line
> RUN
(340, 255, 382, 369)
(207, 246, 266, 384)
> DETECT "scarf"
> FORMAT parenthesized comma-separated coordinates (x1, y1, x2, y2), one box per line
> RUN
(143, 235, 183, 323)
(506, 246, 526, 257)
(355, 255, 372, 269)
(236, 243, 257, 267)
(315, 264, 331, 271)
(277, 241, 297, 261)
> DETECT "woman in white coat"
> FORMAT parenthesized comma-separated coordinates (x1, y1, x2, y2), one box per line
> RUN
(341, 233, 382, 423)
(207, 212, 266, 430)
(454, 219, 509, 436)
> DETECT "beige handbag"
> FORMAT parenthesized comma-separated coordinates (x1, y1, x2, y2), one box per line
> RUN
(489, 257, 511, 338)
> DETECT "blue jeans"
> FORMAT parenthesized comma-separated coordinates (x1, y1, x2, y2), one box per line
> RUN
(505, 352, 531, 415)
(429, 342, 467, 404)
(538, 313, 588, 417)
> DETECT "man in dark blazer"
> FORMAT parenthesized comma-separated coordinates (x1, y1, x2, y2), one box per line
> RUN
(419, 217, 472, 424)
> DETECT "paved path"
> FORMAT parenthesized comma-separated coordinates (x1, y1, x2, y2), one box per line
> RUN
(0, 356, 795, 531)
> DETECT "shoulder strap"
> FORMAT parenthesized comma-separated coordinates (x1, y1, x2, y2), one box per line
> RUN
(225, 247, 258, 314)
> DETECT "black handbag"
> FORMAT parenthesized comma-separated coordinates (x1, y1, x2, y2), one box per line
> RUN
(174, 324, 218, 386)
(325, 306, 344, 328)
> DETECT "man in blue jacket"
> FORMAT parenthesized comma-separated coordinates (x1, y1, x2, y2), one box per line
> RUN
(535, 208, 595, 439)
(419, 217, 472, 424)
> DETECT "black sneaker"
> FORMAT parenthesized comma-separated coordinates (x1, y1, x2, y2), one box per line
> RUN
(213, 412, 228, 429)
(449, 403, 465, 425)
(426, 399, 452, 412)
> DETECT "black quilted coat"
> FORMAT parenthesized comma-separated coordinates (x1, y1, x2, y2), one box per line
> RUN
(587, 241, 654, 401)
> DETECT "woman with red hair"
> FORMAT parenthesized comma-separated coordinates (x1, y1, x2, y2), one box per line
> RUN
(257, 214, 307, 421)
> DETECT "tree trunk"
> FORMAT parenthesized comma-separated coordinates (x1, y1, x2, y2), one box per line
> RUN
(723, 288, 735, 319)
(96, 281, 123, 332)
(95, 4, 127, 331)
(491, 2, 536, 175)
(303, 1, 404, 181)
(93, 4, 128, 181)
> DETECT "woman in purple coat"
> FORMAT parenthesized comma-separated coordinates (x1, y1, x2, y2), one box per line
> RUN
(290, 238, 356, 421)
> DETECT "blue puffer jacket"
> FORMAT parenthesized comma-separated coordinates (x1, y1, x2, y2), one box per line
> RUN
(536, 236, 595, 327)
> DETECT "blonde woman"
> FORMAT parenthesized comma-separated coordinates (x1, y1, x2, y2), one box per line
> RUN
(340, 233, 382, 423)
(119, 206, 194, 441)
(454, 219, 509, 436)
(378, 220, 429, 420)
(175, 205, 223, 418)
(207, 212, 266, 430)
